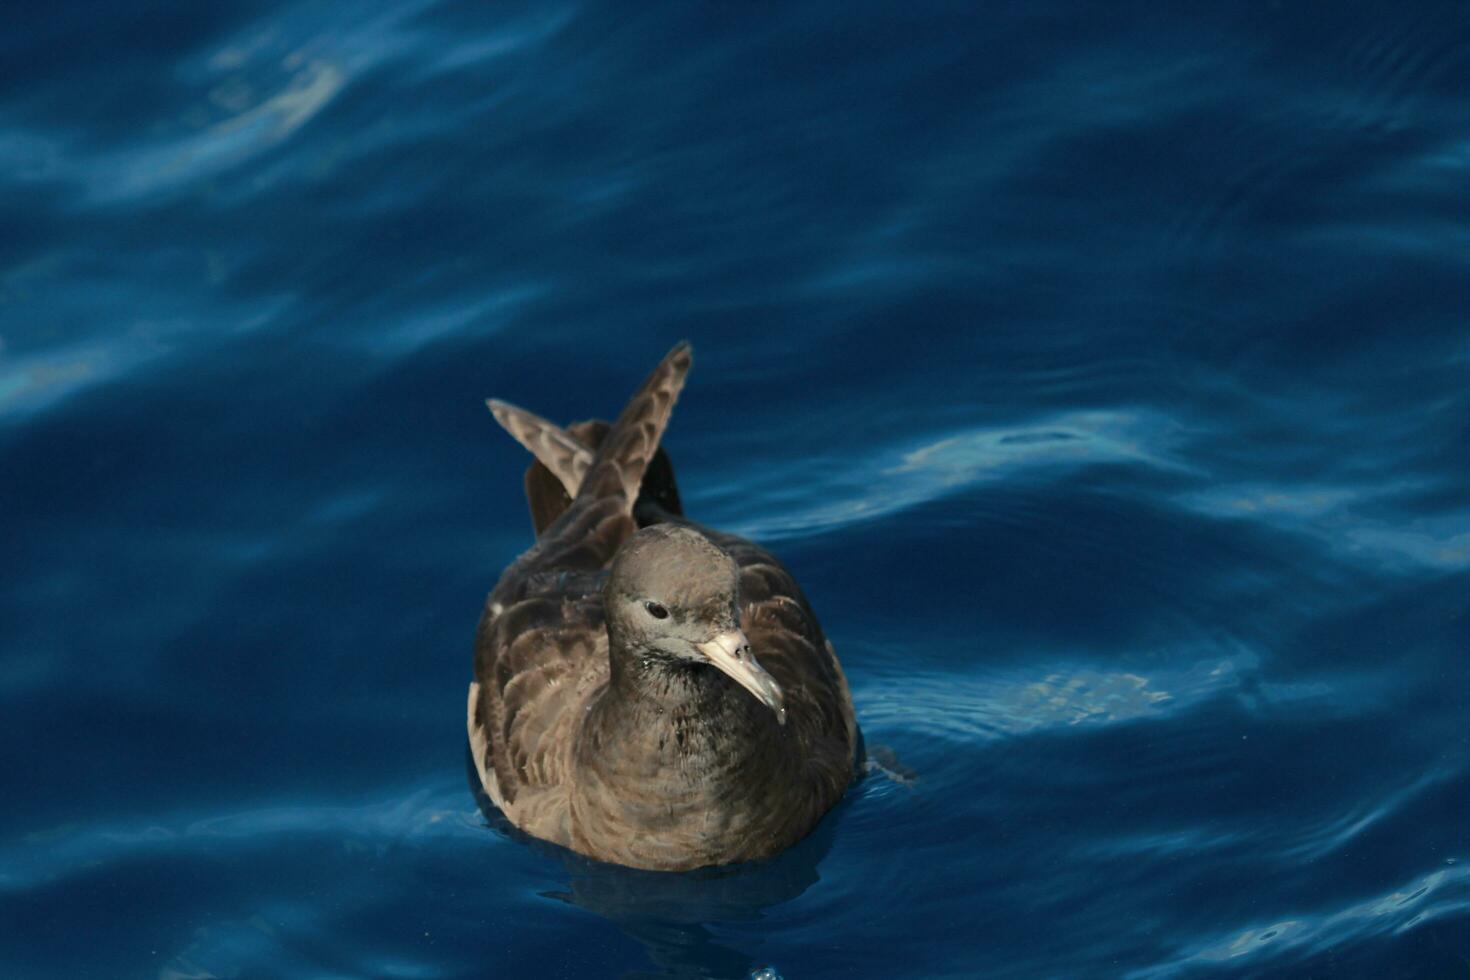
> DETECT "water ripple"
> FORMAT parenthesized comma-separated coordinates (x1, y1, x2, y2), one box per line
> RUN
(856, 648, 1252, 744)
(0, 782, 486, 894)
(5, 1, 1470, 976)
(1133, 862, 1470, 977)
(1281, 770, 1447, 863)
(1182, 479, 1470, 573)
(718, 408, 1183, 540)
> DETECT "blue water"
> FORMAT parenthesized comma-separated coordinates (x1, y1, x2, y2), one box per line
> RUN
(4, 2, 1470, 977)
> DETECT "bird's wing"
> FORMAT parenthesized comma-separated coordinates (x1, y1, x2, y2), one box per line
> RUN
(472, 343, 695, 825)
(701, 526, 860, 780)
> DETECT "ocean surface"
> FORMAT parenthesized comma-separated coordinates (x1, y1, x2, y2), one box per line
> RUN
(4, 2, 1470, 977)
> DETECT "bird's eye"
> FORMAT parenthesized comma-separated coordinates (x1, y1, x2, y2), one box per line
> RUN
(644, 601, 669, 620)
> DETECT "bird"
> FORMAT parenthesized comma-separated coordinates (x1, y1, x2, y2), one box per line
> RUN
(467, 342, 859, 872)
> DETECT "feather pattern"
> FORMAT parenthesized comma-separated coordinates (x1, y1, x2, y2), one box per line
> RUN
(469, 343, 858, 871)
(486, 399, 594, 499)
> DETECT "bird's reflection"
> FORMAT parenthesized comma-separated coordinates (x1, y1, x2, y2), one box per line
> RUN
(466, 745, 849, 978)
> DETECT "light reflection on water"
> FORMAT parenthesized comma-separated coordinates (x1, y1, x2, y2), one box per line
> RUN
(1136, 864, 1470, 978)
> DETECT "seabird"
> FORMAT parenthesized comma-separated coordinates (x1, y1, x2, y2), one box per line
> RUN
(467, 342, 859, 871)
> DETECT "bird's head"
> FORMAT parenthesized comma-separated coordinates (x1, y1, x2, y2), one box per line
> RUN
(604, 524, 785, 724)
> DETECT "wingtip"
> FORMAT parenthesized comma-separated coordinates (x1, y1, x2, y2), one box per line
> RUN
(662, 341, 693, 394)
(485, 399, 523, 441)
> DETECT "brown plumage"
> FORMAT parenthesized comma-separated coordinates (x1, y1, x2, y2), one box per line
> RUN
(468, 343, 859, 871)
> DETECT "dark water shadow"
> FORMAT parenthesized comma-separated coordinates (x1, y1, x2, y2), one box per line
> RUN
(465, 745, 849, 979)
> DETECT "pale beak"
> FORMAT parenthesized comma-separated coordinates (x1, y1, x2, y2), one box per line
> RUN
(694, 628, 786, 725)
